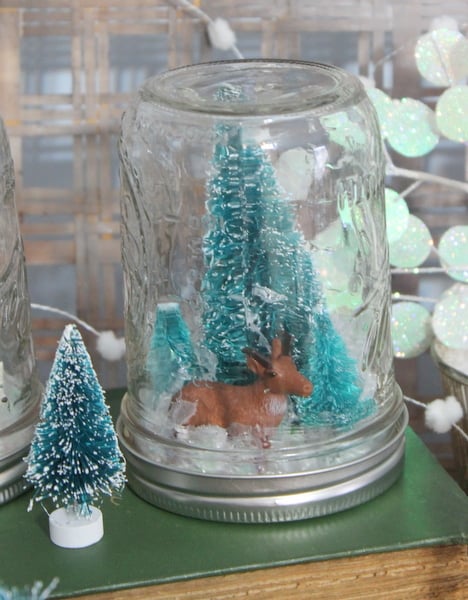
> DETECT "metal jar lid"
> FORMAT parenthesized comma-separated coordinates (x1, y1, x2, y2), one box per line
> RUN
(117, 388, 408, 523)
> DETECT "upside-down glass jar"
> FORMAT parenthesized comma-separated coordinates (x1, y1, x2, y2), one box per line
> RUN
(118, 60, 407, 522)
(0, 116, 42, 504)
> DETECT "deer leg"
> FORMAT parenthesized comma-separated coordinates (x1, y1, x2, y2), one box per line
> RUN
(254, 424, 271, 449)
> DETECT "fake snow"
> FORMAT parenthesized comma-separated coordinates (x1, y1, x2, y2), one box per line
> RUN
(135, 385, 378, 477)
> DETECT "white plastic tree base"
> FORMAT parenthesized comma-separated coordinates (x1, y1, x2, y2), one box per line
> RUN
(49, 506, 104, 548)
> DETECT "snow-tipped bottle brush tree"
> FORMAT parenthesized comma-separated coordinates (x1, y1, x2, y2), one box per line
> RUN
(25, 324, 126, 548)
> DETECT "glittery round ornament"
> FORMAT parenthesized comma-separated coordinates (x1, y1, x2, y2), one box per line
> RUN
(366, 88, 393, 138)
(321, 111, 367, 149)
(432, 283, 468, 349)
(389, 215, 433, 268)
(415, 29, 468, 86)
(386, 98, 439, 157)
(385, 188, 410, 243)
(391, 302, 433, 358)
(438, 225, 468, 283)
(313, 219, 354, 249)
(314, 248, 361, 311)
(436, 86, 468, 142)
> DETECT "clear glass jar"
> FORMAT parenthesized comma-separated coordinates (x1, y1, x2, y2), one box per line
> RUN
(0, 116, 42, 503)
(118, 60, 407, 522)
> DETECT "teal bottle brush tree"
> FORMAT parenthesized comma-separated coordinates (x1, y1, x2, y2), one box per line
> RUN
(148, 302, 206, 398)
(200, 124, 373, 428)
(25, 324, 126, 548)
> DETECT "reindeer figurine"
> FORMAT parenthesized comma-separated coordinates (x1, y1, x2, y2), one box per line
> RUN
(170, 334, 313, 448)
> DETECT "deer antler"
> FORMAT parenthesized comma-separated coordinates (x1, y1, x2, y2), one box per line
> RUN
(270, 331, 293, 358)
(242, 348, 272, 368)
(279, 331, 293, 356)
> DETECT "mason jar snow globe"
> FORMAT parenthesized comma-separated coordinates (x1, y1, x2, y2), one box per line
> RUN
(0, 116, 42, 503)
(118, 60, 407, 522)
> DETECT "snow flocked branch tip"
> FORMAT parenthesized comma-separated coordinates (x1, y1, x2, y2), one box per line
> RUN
(0, 578, 59, 600)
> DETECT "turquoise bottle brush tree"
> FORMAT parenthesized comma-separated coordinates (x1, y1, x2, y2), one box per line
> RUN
(201, 124, 373, 427)
(25, 324, 126, 548)
(148, 302, 206, 398)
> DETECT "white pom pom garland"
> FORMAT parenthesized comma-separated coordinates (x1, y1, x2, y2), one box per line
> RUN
(31, 304, 126, 362)
(207, 17, 237, 51)
(424, 395, 464, 434)
(404, 393, 467, 443)
(96, 331, 126, 361)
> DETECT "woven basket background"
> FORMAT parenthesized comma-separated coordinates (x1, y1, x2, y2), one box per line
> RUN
(0, 0, 466, 403)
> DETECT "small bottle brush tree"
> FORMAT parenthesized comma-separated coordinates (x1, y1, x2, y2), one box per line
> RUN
(25, 324, 125, 548)
(148, 302, 205, 399)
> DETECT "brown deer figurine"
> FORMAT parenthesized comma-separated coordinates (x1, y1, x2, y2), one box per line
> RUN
(170, 334, 313, 448)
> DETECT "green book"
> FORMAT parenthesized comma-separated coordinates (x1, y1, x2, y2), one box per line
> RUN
(0, 390, 466, 598)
